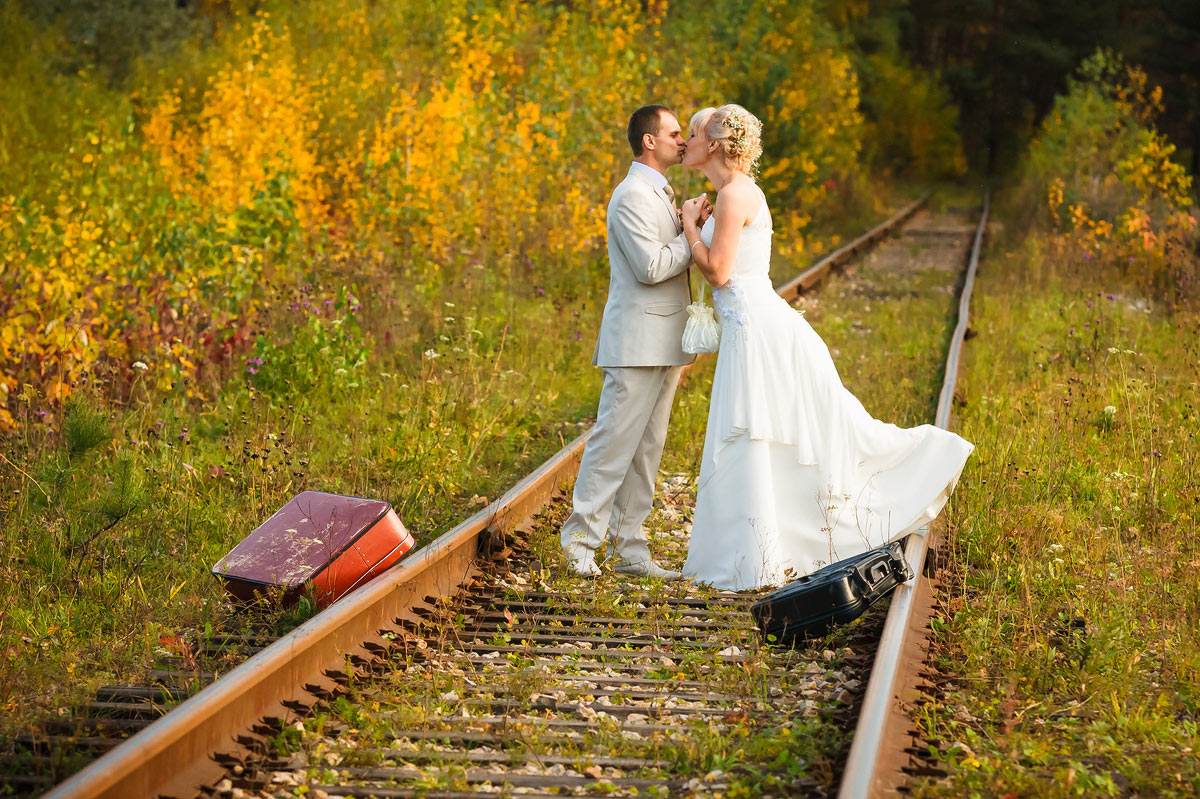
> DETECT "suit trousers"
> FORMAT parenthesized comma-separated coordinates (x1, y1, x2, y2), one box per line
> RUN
(561, 365, 683, 566)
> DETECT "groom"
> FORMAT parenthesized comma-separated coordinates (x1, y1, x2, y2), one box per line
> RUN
(561, 105, 696, 578)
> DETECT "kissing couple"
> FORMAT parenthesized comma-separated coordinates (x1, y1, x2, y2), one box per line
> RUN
(560, 104, 974, 591)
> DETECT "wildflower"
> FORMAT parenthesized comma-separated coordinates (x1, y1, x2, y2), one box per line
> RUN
(133, 361, 149, 371)
(334, 368, 348, 375)
(424, 349, 441, 359)
(1068, 328, 1075, 334)
(536, 287, 545, 296)
(1106, 294, 1115, 301)
(1084, 252, 1092, 260)
(1107, 347, 1119, 354)
(179, 432, 188, 441)
(1103, 405, 1117, 416)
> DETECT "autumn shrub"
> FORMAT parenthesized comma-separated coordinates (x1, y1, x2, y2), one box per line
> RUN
(0, 0, 886, 431)
(1017, 50, 1197, 305)
(857, 52, 967, 181)
(720, 0, 871, 256)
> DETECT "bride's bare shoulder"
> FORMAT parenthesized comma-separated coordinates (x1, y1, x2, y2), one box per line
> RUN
(715, 176, 761, 221)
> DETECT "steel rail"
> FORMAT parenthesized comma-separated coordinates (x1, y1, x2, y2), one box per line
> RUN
(37, 196, 927, 799)
(837, 190, 990, 799)
(43, 432, 589, 799)
(775, 193, 929, 300)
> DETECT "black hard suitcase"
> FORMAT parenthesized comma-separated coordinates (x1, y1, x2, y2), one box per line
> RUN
(750, 542, 914, 646)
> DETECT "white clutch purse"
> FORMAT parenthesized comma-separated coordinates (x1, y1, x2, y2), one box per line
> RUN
(682, 277, 721, 354)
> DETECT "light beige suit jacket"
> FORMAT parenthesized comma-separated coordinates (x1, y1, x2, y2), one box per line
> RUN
(592, 166, 695, 367)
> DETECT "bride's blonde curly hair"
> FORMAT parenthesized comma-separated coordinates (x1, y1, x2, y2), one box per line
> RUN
(690, 103, 763, 174)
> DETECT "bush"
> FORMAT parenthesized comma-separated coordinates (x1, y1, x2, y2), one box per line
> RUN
(0, 0, 885, 430)
(858, 52, 967, 180)
(1019, 50, 1197, 304)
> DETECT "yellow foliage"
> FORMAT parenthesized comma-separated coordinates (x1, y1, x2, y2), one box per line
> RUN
(0, 0, 874, 428)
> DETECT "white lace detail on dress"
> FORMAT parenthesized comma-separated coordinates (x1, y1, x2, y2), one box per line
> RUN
(713, 280, 748, 328)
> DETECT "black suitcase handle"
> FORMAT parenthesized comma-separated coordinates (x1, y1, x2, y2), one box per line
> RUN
(855, 553, 913, 589)
(855, 559, 892, 588)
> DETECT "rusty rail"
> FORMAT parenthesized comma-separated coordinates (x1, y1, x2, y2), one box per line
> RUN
(837, 190, 989, 799)
(36, 196, 929, 799)
(42, 434, 589, 799)
(775, 193, 929, 300)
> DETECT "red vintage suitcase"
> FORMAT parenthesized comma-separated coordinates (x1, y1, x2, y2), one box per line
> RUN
(212, 491, 415, 608)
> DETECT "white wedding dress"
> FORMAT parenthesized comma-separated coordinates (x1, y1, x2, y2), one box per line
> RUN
(682, 189, 974, 591)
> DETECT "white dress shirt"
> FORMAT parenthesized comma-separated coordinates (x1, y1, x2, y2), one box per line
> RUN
(629, 160, 669, 193)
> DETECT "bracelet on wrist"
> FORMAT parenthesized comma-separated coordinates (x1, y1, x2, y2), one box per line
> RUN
(690, 239, 703, 251)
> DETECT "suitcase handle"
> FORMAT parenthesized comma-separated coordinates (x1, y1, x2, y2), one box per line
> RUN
(856, 559, 892, 588)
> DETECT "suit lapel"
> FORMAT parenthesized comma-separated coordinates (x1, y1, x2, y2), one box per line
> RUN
(655, 186, 682, 234)
(627, 166, 681, 235)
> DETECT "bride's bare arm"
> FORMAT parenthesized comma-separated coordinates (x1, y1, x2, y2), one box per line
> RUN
(683, 179, 757, 287)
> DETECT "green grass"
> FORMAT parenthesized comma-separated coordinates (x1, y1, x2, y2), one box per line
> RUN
(0, 274, 607, 738)
(909, 235, 1200, 797)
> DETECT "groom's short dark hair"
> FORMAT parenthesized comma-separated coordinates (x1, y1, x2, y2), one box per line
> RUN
(628, 105, 673, 156)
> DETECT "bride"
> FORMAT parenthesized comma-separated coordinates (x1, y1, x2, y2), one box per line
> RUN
(678, 104, 974, 591)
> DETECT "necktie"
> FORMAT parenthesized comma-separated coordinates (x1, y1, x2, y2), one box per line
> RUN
(663, 184, 680, 232)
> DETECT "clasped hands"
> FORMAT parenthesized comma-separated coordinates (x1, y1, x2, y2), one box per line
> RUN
(681, 194, 714, 231)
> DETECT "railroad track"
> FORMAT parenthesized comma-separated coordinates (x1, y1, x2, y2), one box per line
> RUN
(7, 190, 991, 798)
